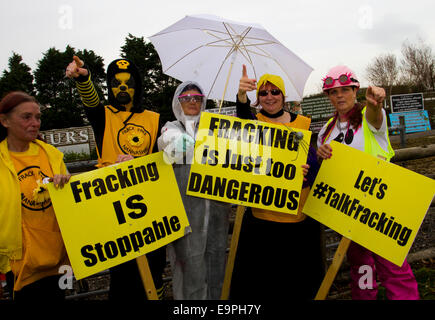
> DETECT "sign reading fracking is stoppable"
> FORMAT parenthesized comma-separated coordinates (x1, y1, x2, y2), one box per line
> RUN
(186, 112, 311, 215)
(48, 152, 189, 280)
(303, 141, 435, 266)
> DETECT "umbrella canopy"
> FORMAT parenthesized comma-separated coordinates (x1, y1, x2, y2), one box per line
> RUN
(149, 14, 313, 103)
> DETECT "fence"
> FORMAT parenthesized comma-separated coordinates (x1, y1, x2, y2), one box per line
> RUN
(1, 129, 433, 301)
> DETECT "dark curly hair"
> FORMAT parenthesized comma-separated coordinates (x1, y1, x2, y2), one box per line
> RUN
(319, 102, 364, 144)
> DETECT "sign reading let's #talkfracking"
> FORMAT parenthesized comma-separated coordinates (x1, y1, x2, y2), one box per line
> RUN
(303, 141, 435, 267)
(48, 152, 189, 280)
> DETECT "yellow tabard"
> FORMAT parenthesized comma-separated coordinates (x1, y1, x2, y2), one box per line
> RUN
(253, 113, 312, 223)
(99, 106, 160, 167)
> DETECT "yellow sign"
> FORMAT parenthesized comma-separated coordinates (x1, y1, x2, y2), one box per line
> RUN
(303, 141, 435, 266)
(48, 152, 189, 280)
(186, 112, 311, 215)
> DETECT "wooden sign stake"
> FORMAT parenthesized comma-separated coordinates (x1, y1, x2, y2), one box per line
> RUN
(136, 255, 159, 300)
(220, 205, 246, 300)
(315, 236, 351, 300)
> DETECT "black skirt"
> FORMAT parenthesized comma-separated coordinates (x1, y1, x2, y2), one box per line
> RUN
(230, 208, 325, 300)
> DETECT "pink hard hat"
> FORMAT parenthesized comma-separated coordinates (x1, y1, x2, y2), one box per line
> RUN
(322, 65, 360, 92)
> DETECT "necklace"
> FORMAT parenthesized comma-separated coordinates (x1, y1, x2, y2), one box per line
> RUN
(260, 108, 284, 118)
(336, 120, 347, 132)
(334, 120, 354, 145)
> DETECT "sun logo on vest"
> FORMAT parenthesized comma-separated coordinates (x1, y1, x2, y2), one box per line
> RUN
(33, 179, 50, 204)
(17, 166, 52, 211)
(118, 124, 151, 157)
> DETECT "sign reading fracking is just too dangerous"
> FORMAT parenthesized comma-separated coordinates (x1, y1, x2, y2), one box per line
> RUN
(303, 141, 435, 266)
(186, 112, 311, 215)
(48, 152, 189, 280)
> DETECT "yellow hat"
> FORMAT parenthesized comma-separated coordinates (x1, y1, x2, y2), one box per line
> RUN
(257, 74, 286, 96)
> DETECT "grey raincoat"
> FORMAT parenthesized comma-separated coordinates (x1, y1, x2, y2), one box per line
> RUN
(157, 81, 231, 300)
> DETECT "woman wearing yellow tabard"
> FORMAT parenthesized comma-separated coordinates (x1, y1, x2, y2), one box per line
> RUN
(0, 91, 71, 301)
(229, 66, 324, 300)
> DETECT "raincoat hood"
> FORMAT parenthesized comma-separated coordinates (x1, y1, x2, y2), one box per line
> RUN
(172, 81, 206, 128)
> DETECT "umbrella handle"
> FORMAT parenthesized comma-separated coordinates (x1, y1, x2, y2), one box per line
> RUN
(218, 51, 238, 113)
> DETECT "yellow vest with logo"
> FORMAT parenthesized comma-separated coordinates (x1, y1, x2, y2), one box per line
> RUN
(98, 106, 160, 167)
(8, 142, 68, 290)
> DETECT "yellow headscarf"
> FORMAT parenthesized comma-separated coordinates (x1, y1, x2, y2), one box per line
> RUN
(256, 74, 286, 96)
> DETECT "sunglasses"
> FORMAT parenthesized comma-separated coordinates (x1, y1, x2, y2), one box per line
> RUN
(333, 128, 354, 145)
(258, 89, 281, 97)
(323, 74, 359, 88)
(178, 94, 204, 103)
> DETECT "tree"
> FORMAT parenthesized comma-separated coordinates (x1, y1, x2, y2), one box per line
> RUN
(401, 39, 435, 91)
(0, 52, 34, 98)
(34, 46, 105, 130)
(365, 53, 400, 97)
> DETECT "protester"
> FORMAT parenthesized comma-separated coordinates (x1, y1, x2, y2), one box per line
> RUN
(317, 65, 419, 300)
(65, 56, 166, 300)
(157, 81, 231, 300)
(229, 65, 324, 300)
(0, 91, 71, 301)
(290, 101, 303, 115)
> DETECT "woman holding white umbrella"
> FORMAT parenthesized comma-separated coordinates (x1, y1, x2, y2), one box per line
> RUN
(158, 81, 232, 300)
(229, 66, 324, 300)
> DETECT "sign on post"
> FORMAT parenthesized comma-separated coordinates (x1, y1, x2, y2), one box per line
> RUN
(301, 96, 335, 120)
(41, 125, 96, 155)
(390, 93, 424, 113)
(301, 96, 335, 133)
(48, 152, 189, 280)
(389, 110, 431, 133)
(303, 141, 435, 267)
(186, 112, 311, 215)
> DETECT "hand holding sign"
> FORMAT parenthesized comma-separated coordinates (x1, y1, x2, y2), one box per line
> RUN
(50, 174, 72, 189)
(317, 143, 333, 160)
(116, 154, 134, 163)
(237, 64, 257, 103)
(65, 55, 89, 78)
(43, 174, 72, 189)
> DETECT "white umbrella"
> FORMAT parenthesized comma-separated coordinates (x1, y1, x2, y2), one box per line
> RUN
(149, 14, 313, 105)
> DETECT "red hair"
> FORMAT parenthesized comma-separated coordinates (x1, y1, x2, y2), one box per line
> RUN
(320, 102, 363, 144)
(0, 91, 39, 141)
(0, 91, 36, 114)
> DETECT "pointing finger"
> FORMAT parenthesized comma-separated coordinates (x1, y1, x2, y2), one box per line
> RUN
(242, 64, 248, 78)
(73, 55, 84, 67)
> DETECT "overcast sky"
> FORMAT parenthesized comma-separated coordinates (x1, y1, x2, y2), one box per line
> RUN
(1, 0, 434, 96)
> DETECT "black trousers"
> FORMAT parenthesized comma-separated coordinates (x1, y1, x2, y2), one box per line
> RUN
(230, 209, 325, 300)
(6, 273, 65, 301)
(109, 245, 167, 300)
